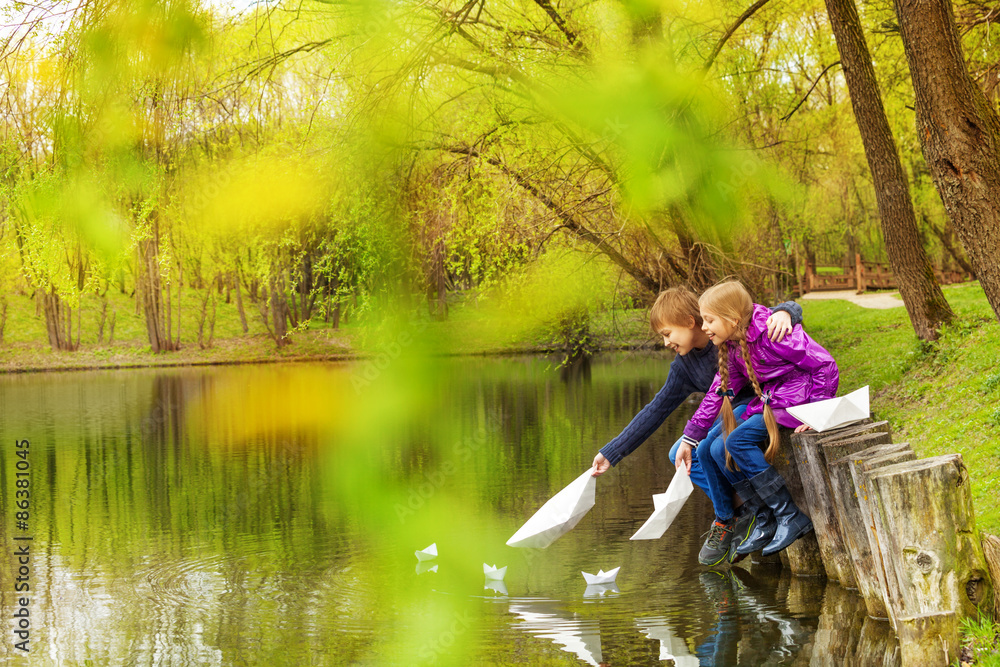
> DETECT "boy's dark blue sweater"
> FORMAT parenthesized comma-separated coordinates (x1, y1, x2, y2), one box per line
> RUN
(599, 302, 803, 466)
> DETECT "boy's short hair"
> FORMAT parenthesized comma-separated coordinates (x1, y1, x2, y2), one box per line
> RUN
(650, 287, 703, 331)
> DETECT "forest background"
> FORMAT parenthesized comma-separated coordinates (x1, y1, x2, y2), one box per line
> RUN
(2, 0, 999, 366)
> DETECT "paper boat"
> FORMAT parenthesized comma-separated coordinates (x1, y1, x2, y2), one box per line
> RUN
(786, 386, 870, 432)
(483, 563, 507, 580)
(415, 562, 438, 575)
(484, 579, 508, 596)
(583, 583, 620, 598)
(506, 470, 596, 548)
(630, 469, 693, 540)
(582, 567, 620, 585)
(414, 543, 438, 562)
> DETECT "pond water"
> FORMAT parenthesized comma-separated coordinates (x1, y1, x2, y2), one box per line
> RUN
(0, 352, 901, 665)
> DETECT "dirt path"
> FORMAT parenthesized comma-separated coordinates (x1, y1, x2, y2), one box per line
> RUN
(800, 290, 904, 310)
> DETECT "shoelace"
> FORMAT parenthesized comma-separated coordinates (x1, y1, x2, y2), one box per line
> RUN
(702, 521, 732, 549)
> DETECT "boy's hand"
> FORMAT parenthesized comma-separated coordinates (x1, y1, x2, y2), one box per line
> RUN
(675, 443, 692, 474)
(794, 424, 813, 433)
(765, 310, 793, 342)
(591, 452, 610, 476)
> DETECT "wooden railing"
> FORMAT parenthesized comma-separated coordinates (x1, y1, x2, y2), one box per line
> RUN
(801, 253, 973, 295)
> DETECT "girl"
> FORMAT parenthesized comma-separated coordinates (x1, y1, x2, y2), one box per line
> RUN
(680, 281, 839, 559)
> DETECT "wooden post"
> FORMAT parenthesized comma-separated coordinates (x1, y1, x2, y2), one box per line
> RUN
(789, 428, 860, 580)
(869, 455, 995, 625)
(856, 252, 865, 294)
(811, 583, 868, 663)
(982, 532, 1000, 620)
(853, 616, 900, 666)
(772, 430, 826, 576)
(832, 443, 915, 620)
(896, 612, 959, 667)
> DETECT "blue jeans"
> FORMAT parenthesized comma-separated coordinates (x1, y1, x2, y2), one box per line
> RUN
(698, 407, 766, 521)
(671, 406, 747, 521)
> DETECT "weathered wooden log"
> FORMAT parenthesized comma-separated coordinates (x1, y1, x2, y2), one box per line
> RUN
(983, 532, 1000, 620)
(896, 612, 958, 667)
(821, 432, 894, 470)
(789, 420, 891, 582)
(853, 616, 900, 667)
(869, 455, 995, 624)
(772, 430, 825, 576)
(831, 442, 914, 620)
(818, 432, 894, 588)
(811, 583, 867, 664)
(817, 420, 892, 446)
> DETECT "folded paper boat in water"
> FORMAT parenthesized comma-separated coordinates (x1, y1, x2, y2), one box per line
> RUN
(506, 469, 596, 548)
(630, 469, 693, 540)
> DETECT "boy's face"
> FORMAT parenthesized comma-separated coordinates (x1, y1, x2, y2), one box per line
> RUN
(701, 309, 738, 345)
(659, 316, 699, 355)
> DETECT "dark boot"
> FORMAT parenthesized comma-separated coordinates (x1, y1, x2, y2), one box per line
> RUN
(732, 479, 776, 556)
(747, 469, 813, 557)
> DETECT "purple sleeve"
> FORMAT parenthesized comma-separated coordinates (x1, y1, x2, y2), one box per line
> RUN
(768, 329, 839, 400)
(682, 364, 749, 442)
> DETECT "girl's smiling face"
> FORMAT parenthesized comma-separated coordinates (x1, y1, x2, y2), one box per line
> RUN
(701, 309, 739, 345)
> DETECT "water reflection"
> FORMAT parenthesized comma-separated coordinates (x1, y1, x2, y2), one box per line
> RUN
(0, 355, 904, 665)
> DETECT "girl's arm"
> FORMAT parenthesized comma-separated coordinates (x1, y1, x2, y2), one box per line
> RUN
(680, 366, 748, 445)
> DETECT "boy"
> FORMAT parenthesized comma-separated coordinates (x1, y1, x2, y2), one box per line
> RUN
(591, 287, 801, 565)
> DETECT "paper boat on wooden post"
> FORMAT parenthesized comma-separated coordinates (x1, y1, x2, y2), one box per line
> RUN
(786, 386, 870, 432)
(630, 470, 693, 540)
(581, 567, 620, 585)
(483, 563, 507, 580)
(414, 543, 438, 562)
(506, 470, 596, 548)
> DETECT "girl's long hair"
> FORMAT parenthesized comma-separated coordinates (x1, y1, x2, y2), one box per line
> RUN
(699, 281, 782, 469)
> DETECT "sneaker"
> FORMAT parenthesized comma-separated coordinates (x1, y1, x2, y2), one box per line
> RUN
(699, 518, 735, 566)
(727, 505, 757, 563)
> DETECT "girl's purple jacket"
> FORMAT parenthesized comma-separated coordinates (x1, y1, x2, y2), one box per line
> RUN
(682, 303, 839, 442)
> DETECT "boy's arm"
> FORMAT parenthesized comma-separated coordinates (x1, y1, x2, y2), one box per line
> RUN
(597, 358, 698, 468)
(771, 301, 803, 326)
(766, 301, 803, 343)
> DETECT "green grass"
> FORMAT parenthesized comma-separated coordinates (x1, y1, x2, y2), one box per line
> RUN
(958, 613, 1000, 666)
(802, 282, 1000, 536)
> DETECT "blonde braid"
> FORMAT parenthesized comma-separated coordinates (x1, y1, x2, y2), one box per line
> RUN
(739, 338, 782, 463)
(717, 343, 739, 471)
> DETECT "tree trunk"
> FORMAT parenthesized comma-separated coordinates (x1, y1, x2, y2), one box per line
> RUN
(893, 0, 1000, 323)
(823, 0, 954, 340)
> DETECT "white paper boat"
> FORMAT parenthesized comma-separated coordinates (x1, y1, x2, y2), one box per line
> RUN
(630, 470, 694, 540)
(583, 583, 620, 598)
(483, 563, 507, 580)
(415, 562, 438, 575)
(786, 386, 870, 432)
(506, 470, 596, 548)
(414, 543, 438, 562)
(484, 579, 508, 596)
(581, 567, 620, 585)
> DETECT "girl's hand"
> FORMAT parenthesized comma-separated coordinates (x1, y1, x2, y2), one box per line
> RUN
(591, 452, 611, 476)
(765, 310, 793, 343)
(794, 424, 813, 433)
(675, 443, 692, 475)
